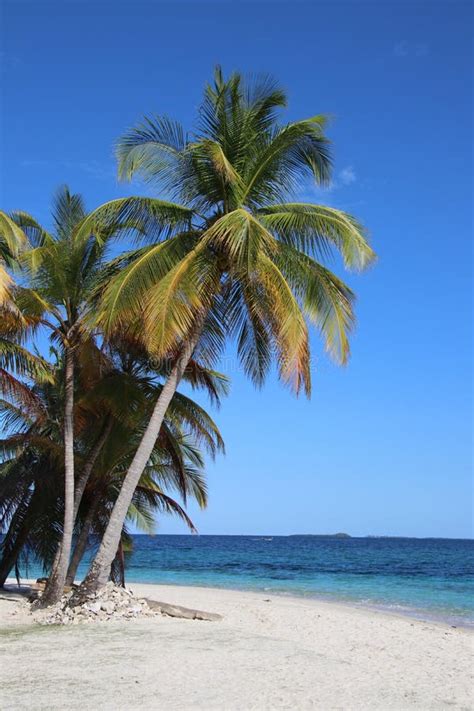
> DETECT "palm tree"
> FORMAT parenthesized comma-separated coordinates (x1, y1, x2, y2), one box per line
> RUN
(0, 347, 223, 587)
(8, 186, 132, 605)
(64, 341, 225, 585)
(77, 67, 375, 594)
(65, 429, 210, 587)
(0, 362, 65, 587)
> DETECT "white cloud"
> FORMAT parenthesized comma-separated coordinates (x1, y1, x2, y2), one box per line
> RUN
(338, 166, 356, 186)
(0, 52, 21, 75)
(394, 41, 429, 58)
(298, 164, 358, 205)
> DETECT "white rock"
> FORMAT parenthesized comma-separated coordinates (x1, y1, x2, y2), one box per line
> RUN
(101, 601, 116, 614)
(84, 601, 101, 614)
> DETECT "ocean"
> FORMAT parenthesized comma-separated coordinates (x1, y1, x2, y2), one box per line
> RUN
(16, 534, 474, 626)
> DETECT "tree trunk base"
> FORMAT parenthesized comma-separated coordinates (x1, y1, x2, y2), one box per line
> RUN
(73, 562, 109, 603)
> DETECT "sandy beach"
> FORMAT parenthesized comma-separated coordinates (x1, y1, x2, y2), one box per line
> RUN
(0, 582, 472, 710)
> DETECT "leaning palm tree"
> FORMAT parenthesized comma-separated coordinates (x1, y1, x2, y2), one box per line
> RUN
(0, 352, 221, 587)
(66, 429, 209, 586)
(0, 320, 226, 597)
(77, 67, 376, 594)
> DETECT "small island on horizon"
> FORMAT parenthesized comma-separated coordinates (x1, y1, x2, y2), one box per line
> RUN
(289, 533, 352, 538)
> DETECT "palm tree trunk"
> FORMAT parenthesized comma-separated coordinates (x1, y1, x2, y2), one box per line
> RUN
(65, 496, 101, 586)
(73, 418, 113, 518)
(49, 418, 113, 581)
(79, 320, 204, 595)
(38, 346, 75, 607)
(112, 539, 126, 588)
(0, 516, 31, 588)
(0, 488, 32, 588)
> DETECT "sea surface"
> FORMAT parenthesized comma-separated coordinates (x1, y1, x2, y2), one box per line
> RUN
(16, 534, 474, 626)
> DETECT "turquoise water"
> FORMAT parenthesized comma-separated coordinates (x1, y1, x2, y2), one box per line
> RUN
(19, 535, 474, 626)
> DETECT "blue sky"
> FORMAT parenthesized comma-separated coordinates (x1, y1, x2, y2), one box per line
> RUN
(1, 1, 472, 538)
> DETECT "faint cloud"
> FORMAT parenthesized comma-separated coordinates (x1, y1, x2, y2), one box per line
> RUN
(20, 158, 115, 182)
(20, 159, 47, 168)
(0, 51, 21, 75)
(338, 166, 356, 187)
(299, 165, 358, 206)
(326, 165, 357, 192)
(394, 41, 409, 57)
(73, 160, 115, 181)
(394, 41, 429, 58)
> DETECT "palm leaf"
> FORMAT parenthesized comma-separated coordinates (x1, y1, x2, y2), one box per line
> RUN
(94, 234, 198, 337)
(258, 203, 376, 270)
(274, 243, 356, 364)
(76, 196, 194, 247)
(241, 116, 332, 205)
(254, 253, 311, 394)
(117, 115, 187, 184)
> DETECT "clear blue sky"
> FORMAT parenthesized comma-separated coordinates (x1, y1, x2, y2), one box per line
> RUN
(1, 1, 472, 538)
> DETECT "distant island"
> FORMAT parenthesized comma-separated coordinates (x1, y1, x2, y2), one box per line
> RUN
(289, 533, 352, 538)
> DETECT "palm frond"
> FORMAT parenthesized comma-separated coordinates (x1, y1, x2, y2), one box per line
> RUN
(76, 196, 194, 247)
(241, 116, 332, 206)
(117, 115, 187, 185)
(258, 203, 375, 270)
(52, 186, 86, 241)
(140, 246, 221, 356)
(203, 209, 277, 270)
(254, 253, 311, 395)
(0, 211, 28, 304)
(94, 234, 198, 338)
(10, 211, 53, 248)
(275, 243, 356, 364)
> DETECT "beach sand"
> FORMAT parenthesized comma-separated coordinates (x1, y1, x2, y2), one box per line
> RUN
(1, 581, 472, 710)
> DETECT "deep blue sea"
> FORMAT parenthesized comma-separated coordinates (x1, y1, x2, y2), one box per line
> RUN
(17, 535, 474, 626)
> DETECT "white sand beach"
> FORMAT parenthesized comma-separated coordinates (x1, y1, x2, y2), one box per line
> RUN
(1, 582, 472, 710)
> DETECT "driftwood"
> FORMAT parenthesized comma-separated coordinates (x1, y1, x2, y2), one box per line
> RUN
(145, 598, 222, 621)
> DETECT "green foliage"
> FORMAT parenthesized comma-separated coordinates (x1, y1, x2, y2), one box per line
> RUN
(86, 66, 375, 393)
(0, 338, 224, 578)
(0, 67, 374, 588)
(0, 187, 226, 584)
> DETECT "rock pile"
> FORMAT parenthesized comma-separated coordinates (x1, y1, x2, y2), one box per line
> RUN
(34, 582, 158, 625)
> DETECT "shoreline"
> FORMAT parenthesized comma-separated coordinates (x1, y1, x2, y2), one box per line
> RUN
(2, 581, 472, 709)
(7, 576, 474, 630)
(125, 578, 474, 631)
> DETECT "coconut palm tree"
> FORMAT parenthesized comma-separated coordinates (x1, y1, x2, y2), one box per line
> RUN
(65, 429, 209, 586)
(8, 186, 137, 605)
(0, 348, 223, 587)
(77, 67, 375, 594)
(0, 430, 209, 588)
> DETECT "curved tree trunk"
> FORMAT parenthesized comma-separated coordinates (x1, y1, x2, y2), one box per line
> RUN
(79, 322, 204, 596)
(0, 488, 32, 588)
(111, 538, 126, 588)
(0, 516, 31, 588)
(38, 346, 75, 607)
(73, 418, 113, 518)
(49, 418, 113, 582)
(65, 496, 101, 586)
